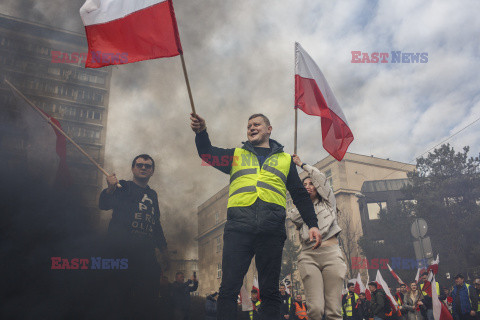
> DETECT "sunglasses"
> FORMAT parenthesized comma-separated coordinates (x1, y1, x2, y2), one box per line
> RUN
(135, 163, 153, 169)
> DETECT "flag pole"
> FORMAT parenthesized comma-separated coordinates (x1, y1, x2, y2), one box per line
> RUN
(294, 107, 298, 154)
(5, 79, 120, 186)
(179, 54, 196, 115)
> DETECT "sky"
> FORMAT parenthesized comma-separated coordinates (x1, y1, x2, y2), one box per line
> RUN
(2, 0, 479, 257)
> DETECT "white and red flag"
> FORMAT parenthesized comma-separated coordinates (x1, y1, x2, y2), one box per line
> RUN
(239, 284, 253, 311)
(252, 275, 260, 300)
(365, 273, 372, 300)
(355, 273, 366, 295)
(80, 0, 183, 68)
(375, 270, 399, 311)
(432, 276, 453, 320)
(427, 255, 440, 278)
(294, 42, 354, 161)
(387, 264, 405, 285)
(9, 86, 71, 187)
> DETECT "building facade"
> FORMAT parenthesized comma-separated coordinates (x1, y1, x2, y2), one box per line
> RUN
(0, 13, 111, 226)
(196, 152, 416, 296)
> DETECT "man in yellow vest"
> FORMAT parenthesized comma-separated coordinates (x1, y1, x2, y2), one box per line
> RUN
(191, 113, 321, 320)
(342, 283, 360, 320)
(474, 278, 480, 320)
(250, 290, 262, 320)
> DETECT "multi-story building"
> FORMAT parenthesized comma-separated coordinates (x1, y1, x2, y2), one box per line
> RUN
(196, 152, 416, 296)
(0, 13, 111, 226)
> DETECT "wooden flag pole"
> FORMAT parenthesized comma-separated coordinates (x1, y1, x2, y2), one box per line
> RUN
(179, 53, 196, 115)
(5, 79, 120, 185)
(294, 107, 298, 154)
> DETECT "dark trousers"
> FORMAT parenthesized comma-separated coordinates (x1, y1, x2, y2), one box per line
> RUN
(217, 230, 285, 320)
(454, 312, 476, 320)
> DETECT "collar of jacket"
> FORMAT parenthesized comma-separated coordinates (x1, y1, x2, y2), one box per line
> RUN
(241, 138, 284, 156)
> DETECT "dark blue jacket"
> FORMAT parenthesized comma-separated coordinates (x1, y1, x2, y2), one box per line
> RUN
(452, 283, 478, 315)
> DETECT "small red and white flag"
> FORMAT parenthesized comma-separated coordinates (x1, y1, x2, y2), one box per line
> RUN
(252, 275, 260, 299)
(387, 264, 405, 285)
(239, 284, 253, 311)
(9, 86, 71, 187)
(427, 255, 440, 278)
(365, 273, 372, 301)
(80, 0, 183, 68)
(432, 276, 453, 320)
(355, 273, 365, 295)
(375, 270, 399, 311)
(295, 42, 354, 161)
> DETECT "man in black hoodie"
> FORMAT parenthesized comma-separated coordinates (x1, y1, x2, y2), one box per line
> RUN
(99, 154, 169, 319)
(369, 282, 390, 320)
(190, 113, 321, 320)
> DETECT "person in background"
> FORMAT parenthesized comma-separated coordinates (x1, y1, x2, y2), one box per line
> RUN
(250, 290, 262, 320)
(400, 282, 425, 320)
(172, 271, 199, 320)
(442, 287, 453, 314)
(342, 283, 360, 320)
(357, 292, 372, 320)
(205, 291, 219, 320)
(290, 294, 308, 320)
(451, 274, 477, 320)
(418, 272, 440, 320)
(474, 278, 480, 320)
(369, 282, 391, 320)
(279, 284, 292, 320)
(396, 284, 407, 320)
(159, 274, 173, 319)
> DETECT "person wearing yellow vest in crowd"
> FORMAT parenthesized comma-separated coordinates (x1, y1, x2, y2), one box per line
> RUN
(289, 155, 346, 320)
(190, 113, 321, 320)
(250, 290, 262, 320)
(290, 294, 308, 320)
(279, 284, 292, 319)
(396, 284, 408, 320)
(419, 272, 440, 320)
(474, 278, 480, 320)
(342, 283, 360, 320)
(452, 274, 478, 320)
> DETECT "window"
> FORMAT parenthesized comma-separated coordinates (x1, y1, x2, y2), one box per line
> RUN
(215, 211, 220, 224)
(367, 202, 387, 220)
(325, 169, 333, 187)
(216, 236, 222, 253)
(217, 263, 222, 279)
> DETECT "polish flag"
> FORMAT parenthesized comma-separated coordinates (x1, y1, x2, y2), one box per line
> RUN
(387, 264, 405, 285)
(295, 42, 354, 161)
(355, 273, 366, 295)
(432, 276, 453, 320)
(252, 275, 260, 300)
(8, 83, 71, 187)
(239, 284, 253, 311)
(427, 255, 440, 278)
(80, 0, 182, 68)
(375, 270, 399, 311)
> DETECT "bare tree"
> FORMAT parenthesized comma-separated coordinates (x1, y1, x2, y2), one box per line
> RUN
(337, 208, 362, 279)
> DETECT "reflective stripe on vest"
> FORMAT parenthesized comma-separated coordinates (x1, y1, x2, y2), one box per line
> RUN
(344, 293, 359, 316)
(295, 302, 308, 319)
(477, 293, 480, 312)
(228, 148, 291, 208)
(420, 282, 440, 296)
(249, 301, 261, 320)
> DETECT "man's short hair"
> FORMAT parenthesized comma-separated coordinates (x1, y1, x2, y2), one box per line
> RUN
(251, 289, 258, 294)
(421, 272, 429, 277)
(368, 282, 378, 288)
(400, 283, 406, 287)
(347, 282, 355, 288)
(132, 154, 155, 171)
(359, 292, 366, 297)
(454, 274, 464, 280)
(175, 271, 184, 277)
(248, 113, 271, 127)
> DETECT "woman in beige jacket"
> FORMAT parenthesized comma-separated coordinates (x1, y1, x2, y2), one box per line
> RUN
(401, 282, 425, 320)
(289, 155, 347, 320)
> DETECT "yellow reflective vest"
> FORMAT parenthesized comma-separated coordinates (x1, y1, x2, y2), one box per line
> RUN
(343, 292, 359, 317)
(249, 300, 261, 320)
(228, 148, 291, 209)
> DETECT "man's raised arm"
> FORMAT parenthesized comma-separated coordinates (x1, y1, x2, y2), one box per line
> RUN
(190, 113, 235, 174)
